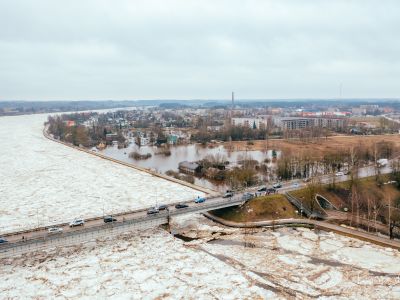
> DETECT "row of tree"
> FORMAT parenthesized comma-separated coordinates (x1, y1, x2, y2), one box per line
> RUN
(47, 115, 125, 147)
(276, 140, 397, 180)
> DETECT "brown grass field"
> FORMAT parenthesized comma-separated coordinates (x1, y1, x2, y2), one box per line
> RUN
(224, 134, 400, 156)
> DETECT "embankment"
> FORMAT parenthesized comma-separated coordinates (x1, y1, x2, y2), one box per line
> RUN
(42, 126, 217, 196)
(204, 212, 400, 251)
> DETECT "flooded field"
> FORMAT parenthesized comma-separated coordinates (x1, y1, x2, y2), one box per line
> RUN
(101, 142, 278, 191)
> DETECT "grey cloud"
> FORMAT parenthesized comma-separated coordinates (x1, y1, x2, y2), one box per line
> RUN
(0, 0, 399, 100)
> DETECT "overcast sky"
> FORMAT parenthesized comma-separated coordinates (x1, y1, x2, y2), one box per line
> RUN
(0, 0, 399, 101)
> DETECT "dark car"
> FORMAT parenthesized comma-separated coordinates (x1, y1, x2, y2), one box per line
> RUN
(147, 208, 159, 215)
(175, 203, 189, 209)
(266, 188, 276, 194)
(103, 216, 117, 223)
(241, 192, 254, 201)
(223, 192, 234, 198)
(157, 204, 168, 211)
(0, 238, 8, 244)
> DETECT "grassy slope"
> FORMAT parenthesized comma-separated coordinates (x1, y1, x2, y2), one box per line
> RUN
(291, 175, 400, 212)
(210, 194, 299, 222)
(211, 175, 400, 223)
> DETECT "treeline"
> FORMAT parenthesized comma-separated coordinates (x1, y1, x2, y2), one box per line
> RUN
(191, 126, 277, 144)
(47, 114, 125, 147)
(193, 154, 268, 189)
(276, 140, 397, 180)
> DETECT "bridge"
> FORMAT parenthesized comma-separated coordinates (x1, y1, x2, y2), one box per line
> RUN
(1, 162, 397, 258)
(0, 193, 249, 258)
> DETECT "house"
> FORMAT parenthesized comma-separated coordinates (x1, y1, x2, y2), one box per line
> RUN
(65, 120, 76, 127)
(167, 135, 178, 145)
(178, 161, 202, 174)
(139, 136, 150, 146)
(105, 133, 118, 141)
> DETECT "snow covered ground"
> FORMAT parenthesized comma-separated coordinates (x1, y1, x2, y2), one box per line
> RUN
(0, 114, 202, 233)
(172, 214, 400, 299)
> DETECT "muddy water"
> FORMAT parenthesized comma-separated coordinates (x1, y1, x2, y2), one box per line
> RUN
(101, 143, 278, 191)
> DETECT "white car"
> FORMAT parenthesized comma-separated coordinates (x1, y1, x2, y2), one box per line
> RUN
(335, 171, 344, 177)
(48, 227, 63, 234)
(291, 182, 299, 188)
(69, 219, 85, 227)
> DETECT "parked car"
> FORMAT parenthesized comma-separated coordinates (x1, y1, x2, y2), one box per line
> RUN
(69, 219, 84, 227)
(103, 216, 117, 223)
(195, 197, 206, 203)
(223, 191, 234, 198)
(377, 158, 388, 167)
(157, 204, 168, 211)
(0, 237, 8, 244)
(175, 203, 189, 209)
(241, 192, 254, 201)
(266, 188, 276, 194)
(257, 186, 267, 192)
(273, 182, 282, 189)
(47, 227, 63, 234)
(147, 208, 159, 215)
(335, 171, 344, 177)
(291, 182, 299, 188)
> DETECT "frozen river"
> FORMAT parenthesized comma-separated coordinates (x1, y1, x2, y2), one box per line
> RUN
(1, 112, 399, 299)
(0, 113, 202, 234)
(1, 214, 399, 299)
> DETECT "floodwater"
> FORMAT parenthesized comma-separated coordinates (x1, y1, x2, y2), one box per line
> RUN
(101, 142, 278, 191)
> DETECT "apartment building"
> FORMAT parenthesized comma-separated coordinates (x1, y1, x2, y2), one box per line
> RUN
(276, 117, 346, 130)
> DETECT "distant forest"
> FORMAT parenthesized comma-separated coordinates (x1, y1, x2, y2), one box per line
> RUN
(0, 100, 139, 116)
(2, 99, 400, 116)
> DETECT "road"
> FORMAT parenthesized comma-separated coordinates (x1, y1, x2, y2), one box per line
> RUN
(0, 160, 394, 249)
(0, 193, 247, 246)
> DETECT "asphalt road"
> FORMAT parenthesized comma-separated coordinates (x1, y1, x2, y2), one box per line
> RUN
(0, 163, 393, 246)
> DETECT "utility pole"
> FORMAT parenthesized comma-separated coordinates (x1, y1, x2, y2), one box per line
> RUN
(232, 91, 234, 111)
(388, 195, 391, 238)
(36, 208, 39, 228)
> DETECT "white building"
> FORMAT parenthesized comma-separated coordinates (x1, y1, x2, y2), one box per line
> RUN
(231, 117, 268, 129)
(139, 136, 150, 146)
(274, 117, 346, 130)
